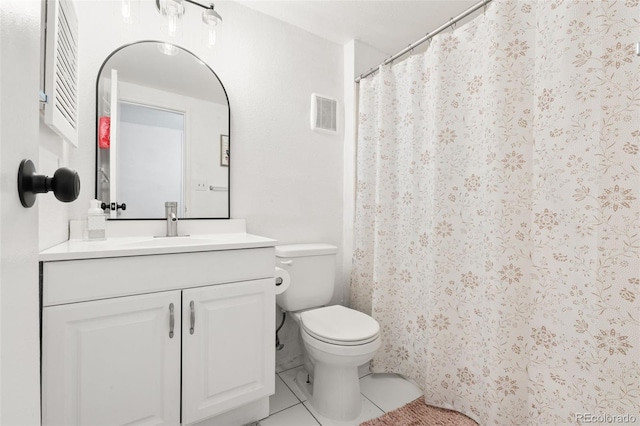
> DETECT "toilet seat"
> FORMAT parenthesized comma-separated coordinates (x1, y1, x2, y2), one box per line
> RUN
(300, 305, 380, 346)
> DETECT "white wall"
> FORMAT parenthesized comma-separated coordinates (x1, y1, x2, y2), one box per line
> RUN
(0, 1, 43, 423)
(354, 40, 390, 79)
(39, 123, 72, 250)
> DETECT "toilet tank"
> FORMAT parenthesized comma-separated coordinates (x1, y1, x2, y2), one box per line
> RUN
(275, 244, 338, 312)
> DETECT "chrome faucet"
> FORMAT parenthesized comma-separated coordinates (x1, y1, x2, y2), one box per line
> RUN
(165, 202, 178, 237)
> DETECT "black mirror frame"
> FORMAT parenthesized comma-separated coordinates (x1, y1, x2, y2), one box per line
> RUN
(94, 40, 231, 220)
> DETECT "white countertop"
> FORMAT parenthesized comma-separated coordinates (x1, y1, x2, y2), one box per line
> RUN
(40, 233, 278, 262)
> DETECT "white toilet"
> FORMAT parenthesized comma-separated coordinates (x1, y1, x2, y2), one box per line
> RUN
(276, 244, 381, 421)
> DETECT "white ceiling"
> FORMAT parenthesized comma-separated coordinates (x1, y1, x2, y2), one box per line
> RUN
(236, 0, 479, 56)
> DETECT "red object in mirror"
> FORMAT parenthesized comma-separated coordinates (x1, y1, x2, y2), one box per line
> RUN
(98, 116, 110, 149)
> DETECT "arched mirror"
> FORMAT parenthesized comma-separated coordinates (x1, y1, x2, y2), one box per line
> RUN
(95, 41, 229, 219)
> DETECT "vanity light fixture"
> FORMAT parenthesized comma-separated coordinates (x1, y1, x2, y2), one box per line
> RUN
(155, 0, 222, 46)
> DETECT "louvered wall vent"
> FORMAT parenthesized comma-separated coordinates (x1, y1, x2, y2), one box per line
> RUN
(310, 93, 338, 134)
(43, 0, 79, 147)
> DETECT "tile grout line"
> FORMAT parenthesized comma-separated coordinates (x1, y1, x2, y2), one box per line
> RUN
(276, 363, 305, 374)
(268, 400, 303, 417)
(276, 371, 306, 403)
(275, 370, 321, 425)
(360, 392, 386, 414)
(300, 401, 323, 426)
(358, 373, 386, 414)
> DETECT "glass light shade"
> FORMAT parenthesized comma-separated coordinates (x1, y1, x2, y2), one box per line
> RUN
(159, 0, 185, 37)
(202, 8, 222, 48)
(206, 20, 217, 47)
(114, 0, 139, 24)
(158, 0, 184, 15)
(121, 0, 132, 23)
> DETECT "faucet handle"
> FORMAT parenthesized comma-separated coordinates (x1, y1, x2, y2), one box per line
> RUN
(165, 201, 177, 208)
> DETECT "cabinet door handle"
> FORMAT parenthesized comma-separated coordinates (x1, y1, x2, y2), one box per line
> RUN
(190, 301, 195, 335)
(169, 303, 175, 338)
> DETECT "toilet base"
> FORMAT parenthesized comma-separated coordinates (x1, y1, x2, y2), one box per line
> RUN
(294, 366, 362, 422)
(315, 362, 363, 421)
(294, 369, 312, 400)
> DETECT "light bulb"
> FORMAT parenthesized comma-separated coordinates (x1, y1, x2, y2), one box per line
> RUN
(202, 6, 222, 48)
(168, 13, 178, 36)
(121, 0, 131, 23)
(159, 0, 184, 37)
(207, 22, 217, 47)
(117, 0, 139, 25)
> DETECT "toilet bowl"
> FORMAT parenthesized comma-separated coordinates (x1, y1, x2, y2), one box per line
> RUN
(275, 244, 380, 422)
(293, 305, 380, 421)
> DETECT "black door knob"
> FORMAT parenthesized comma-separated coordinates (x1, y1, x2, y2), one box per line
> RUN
(51, 167, 81, 202)
(18, 159, 80, 208)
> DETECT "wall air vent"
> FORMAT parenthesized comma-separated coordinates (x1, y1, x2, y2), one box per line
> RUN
(310, 93, 338, 134)
(43, 0, 79, 147)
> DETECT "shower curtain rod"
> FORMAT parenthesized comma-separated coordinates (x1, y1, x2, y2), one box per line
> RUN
(355, 0, 493, 83)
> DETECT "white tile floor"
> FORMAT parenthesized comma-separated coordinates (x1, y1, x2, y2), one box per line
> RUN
(261, 365, 423, 426)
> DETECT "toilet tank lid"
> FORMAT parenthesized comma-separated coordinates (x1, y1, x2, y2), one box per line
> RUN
(276, 243, 338, 257)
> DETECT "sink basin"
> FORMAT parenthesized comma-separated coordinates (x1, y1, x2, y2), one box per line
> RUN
(122, 235, 220, 248)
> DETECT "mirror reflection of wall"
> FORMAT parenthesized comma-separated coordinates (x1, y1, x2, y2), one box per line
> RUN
(118, 103, 184, 218)
(96, 42, 229, 219)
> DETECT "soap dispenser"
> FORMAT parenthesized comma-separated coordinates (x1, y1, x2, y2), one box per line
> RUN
(86, 199, 107, 240)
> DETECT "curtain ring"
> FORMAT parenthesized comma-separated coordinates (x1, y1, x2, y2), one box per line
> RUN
(449, 17, 456, 30)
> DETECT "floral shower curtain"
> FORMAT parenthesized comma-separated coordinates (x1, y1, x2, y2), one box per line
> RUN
(351, 1, 639, 424)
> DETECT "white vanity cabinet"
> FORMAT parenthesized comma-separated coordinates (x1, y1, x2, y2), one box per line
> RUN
(181, 279, 273, 424)
(41, 245, 276, 426)
(43, 291, 182, 425)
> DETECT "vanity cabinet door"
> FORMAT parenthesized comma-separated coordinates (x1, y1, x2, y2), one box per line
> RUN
(181, 279, 275, 425)
(42, 291, 181, 426)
